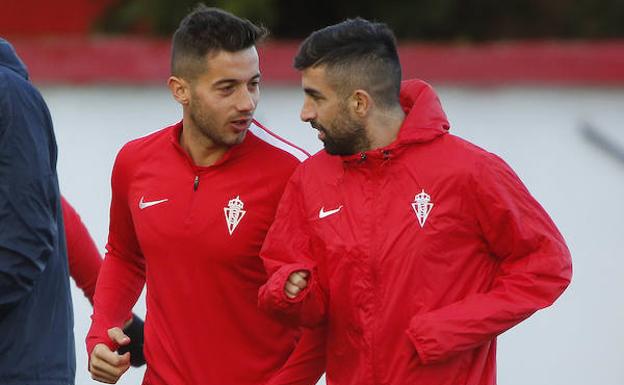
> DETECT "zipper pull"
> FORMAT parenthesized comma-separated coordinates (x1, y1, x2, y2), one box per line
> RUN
(193, 175, 199, 191)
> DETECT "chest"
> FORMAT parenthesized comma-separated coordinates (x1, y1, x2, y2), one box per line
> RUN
(305, 160, 478, 264)
(126, 159, 278, 266)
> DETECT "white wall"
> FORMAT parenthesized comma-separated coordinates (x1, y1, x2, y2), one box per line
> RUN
(41, 84, 624, 385)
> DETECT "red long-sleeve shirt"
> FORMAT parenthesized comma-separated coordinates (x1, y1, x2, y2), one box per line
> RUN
(86, 121, 319, 385)
(62, 196, 102, 305)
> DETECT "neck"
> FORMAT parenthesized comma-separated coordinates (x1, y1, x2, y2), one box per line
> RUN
(366, 105, 406, 150)
(179, 117, 228, 167)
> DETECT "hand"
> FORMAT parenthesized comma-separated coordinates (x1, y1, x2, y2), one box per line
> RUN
(89, 327, 131, 383)
(285, 270, 309, 299)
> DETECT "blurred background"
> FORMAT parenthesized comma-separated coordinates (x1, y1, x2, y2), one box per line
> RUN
(2, 1, 624, 384)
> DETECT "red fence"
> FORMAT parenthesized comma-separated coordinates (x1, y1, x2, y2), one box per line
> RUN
(0, 0, 115, 35)
(8, 37, 624, 86)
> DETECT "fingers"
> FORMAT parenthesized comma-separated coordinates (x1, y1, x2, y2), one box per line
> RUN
(108, 327, 131, 347)
(285, 270, 310, 299)
(89, 344, 131, 384)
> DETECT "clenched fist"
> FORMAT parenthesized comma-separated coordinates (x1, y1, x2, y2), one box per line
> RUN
(285, 270, 309, 299)
(89, 327, 131, 383)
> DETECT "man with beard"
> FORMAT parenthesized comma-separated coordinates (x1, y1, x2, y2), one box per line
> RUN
(258, 18, 572, 385)
(86, 6, 322, 385)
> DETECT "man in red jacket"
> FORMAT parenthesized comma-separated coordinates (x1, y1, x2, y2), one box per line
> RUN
(259, 18, 572, 385)
(86, 5, 322, 385)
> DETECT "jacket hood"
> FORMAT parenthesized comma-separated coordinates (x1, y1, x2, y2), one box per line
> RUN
(338, 79, 449, 163)
(397, 79, 449, 144)
(0, 38, 29, 80)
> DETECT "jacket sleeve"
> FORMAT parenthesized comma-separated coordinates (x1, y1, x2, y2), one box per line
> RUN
(0, 82, 60, 319)
(258, 168, 328, 328)
(267, 326, 326, 385)
(86, 147, 146, 355)
(62, 196, 103, 305)
(406, 153, 572, 365)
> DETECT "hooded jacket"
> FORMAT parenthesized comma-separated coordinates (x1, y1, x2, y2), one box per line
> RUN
(259, 79, 572, 385)
(0, 39, 75, 384)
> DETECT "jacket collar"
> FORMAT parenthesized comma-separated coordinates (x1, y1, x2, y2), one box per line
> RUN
(342, 79, 450, 163)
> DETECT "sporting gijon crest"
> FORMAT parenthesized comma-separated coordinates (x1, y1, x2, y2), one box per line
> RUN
(411, 189, 433, 228)
(224, 196, 246, 235)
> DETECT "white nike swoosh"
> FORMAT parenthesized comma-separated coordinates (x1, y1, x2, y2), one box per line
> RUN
(319, 205, 343, 219)
(139, 196, 168, 210)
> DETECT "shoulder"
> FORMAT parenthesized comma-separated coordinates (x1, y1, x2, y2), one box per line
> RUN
(432, 134, 522, 190)
(112, 124, 174, 182)
(0, 67, 38, 102)
(116, 124, 173, 163)
(123, 124, 173, 153)
(0, 69, 46, 129)
(421, 133, 501, 173)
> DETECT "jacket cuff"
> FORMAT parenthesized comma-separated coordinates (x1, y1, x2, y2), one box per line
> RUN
(86, 323, 119, 359)
(405, 318, 430, 365)
(259, 263, 313, 311)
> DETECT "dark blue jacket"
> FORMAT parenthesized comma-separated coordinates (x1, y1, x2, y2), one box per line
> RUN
(0, 38, 75, 384)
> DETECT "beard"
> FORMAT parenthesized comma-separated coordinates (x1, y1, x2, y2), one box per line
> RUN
(312, 112, 369, 156)
(188, 94, 247, 148)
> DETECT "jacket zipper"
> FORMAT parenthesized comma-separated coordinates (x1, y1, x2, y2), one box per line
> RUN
(185, 173, 200, 226)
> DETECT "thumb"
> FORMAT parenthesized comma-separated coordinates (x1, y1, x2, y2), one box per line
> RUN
(118, 351, 131, 365)
(108, 327, 131, 346)
(297, 270, 310, 279)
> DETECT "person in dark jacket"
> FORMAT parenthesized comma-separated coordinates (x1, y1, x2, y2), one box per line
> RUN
(0, 38, 75, 384)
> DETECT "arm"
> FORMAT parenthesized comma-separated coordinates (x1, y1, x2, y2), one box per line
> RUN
(258, 169, 328, 328)
(62, 195, 146, 367)
(267, 326, 326, 385)
(62, 195, 102, 305)
(406, 153, 572, 364)
(85, 148, 146, 381)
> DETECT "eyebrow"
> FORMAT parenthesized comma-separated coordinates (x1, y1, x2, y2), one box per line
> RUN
(213, 73, 261, 87)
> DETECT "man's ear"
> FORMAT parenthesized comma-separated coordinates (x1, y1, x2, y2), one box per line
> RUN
(350, 89, 372, 117)
(168, 76, 190, 106)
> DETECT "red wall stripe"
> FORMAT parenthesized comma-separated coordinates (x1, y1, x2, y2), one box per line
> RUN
(7, 38, 624, 86)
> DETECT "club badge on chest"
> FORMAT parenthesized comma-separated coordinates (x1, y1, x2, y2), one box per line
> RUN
(411, 189, 434, 228)
(224, 195, 246, 235)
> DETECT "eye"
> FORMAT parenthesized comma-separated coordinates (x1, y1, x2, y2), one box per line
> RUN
(249, 80, 260, 89)
(219, 86, 235, 95)
(311, 95, 323, 103)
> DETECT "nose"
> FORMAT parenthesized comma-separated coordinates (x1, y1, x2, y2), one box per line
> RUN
(236, 88, 257, 113)
(300, 100, 316, 122)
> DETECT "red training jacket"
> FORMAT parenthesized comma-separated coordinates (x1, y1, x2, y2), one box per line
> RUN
(259, 79, 572, 385)
(86, 120, 321, 385)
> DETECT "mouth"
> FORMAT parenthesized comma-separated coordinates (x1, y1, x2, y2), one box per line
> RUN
(230, 117, 252, 132)
(310, 121, 326, 141)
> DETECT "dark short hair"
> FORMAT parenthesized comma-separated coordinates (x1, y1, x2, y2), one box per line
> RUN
(294, 18, 401, 108)
(171, 4, 268, 79)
